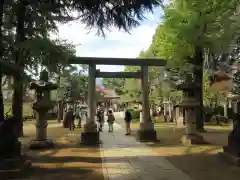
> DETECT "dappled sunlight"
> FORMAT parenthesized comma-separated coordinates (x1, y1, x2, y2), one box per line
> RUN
(205, 125, 232, 131)
(103, 147, 156, 157)
(128, 121, 240, 180)
(21, 126, 104, 180)
(32, 162, 63, 169)
(29, 146, 104, 180)
(149, 145, 222, 156)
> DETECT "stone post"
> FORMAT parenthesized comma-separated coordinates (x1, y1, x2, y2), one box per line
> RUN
(229, 99, 232, 108)
(136, 66, 157, 142)
(81, 64, 100, 144)
(233, 101, 238, 114)
(185, 107, 197, 135)
(140, 111, 143, 123)
(180, 96, 205, 145)
(163, 99, 167, 116)
(176, 106, 184, 128)
(35, 111, 48, 141)
(0, 117, 31, 178)
(223, 99, 228, 118)
(168, 101, 172, 121)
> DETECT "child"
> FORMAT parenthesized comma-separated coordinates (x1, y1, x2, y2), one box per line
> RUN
(107, 110, 115, 132)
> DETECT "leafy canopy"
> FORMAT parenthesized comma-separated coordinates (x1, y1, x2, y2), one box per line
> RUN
(152, 0, 239, 69)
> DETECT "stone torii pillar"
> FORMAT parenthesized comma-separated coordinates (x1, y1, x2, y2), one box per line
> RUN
(81, 64, 100, 144)
(136, 66, 157, 142)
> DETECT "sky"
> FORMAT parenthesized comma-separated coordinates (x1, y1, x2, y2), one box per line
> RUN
(56, 7, 163, 72)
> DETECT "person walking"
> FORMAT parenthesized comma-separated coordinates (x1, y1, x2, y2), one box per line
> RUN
(107, 109, 115, 132)
(124, 108, 132, 135)
(97, 105, 105, 132)
(75, 103, 82, 128)
(66, 105, 75, 130)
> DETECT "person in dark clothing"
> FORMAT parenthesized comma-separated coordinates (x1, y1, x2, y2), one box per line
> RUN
(66, 109, 75, 130)
(107, 109, 115, 132)
(124, 109, 132, 135)
(97, 107, 105, 132)
(75, 104, 82, 128)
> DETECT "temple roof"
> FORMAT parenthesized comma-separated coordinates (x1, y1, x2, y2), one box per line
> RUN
(103, 89, 120, 99)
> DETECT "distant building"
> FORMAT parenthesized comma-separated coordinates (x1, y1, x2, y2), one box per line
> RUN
(96, 88, 120, 108)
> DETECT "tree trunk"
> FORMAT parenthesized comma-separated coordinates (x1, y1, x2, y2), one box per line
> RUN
(12, 1, 26, 137)
(57, 100, 64, 122)
(193, 46, 205, 132)
(56, 75, 64, 122)
(0, 0, 4, 123)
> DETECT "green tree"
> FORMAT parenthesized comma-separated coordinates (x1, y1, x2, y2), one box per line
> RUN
(147, 0, 239, 130)
(203, 71, 224, 106)
(232, 71, 240, 95)
(70, 73, 88, 101)
(0, 0, 163, 126)
(102, 78, 125, 95)
(120, 66, 141, 102)
(0, 1, 4, 122)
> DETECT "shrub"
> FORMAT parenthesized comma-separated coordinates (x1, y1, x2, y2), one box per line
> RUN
(128, 108, 140, 119)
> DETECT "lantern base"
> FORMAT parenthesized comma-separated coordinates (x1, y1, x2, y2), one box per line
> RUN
(218, 146, 240, 166)
(80, 132, 101, 145)
(180, 134, 206, 145)
(136, 130, 158, 142)
(29, 139, 54, 150)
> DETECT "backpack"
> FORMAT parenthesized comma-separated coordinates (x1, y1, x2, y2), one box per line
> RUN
(125, 110, 132, 122)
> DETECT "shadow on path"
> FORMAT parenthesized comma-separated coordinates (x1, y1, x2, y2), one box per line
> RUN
(21, 128, 104, 180)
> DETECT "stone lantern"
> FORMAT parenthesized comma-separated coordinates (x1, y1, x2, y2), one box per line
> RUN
(28, 70, 58, 149)
(176, 73, 205, 145)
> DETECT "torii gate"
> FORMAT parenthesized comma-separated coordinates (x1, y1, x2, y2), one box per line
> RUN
(69, 56, 166, 144)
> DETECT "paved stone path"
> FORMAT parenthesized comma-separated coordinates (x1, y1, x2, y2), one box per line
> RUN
(100, 122, 194, 180)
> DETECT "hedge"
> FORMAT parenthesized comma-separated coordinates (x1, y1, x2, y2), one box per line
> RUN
(128, 108, 140, 119)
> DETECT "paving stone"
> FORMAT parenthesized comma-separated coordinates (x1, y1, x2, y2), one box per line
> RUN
(100, 122, 194, 180)
(108, 174, 124, 180)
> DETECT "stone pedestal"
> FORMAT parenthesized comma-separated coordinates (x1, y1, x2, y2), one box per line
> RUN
(0, 117, 31, 179)
(81, 64, 100, 145)
(29, 139, 54, 150)
(179, 103, 206, 145)
(81, 120, 100, 145)
(136, 122, 157, 142)
(136, 66, 158, 142)
(29, 107, 54, 150)
(81, 132, 100, 145)
(218, 117, 240, 166)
